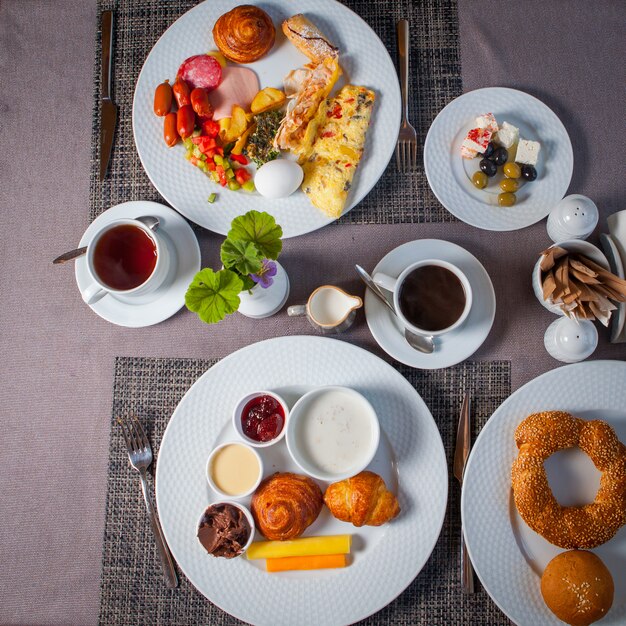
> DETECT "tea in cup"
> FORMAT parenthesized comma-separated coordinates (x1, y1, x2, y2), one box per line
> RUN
(82, 217, 169, 305)
(373, 260, 472, 336)
(287, 286, 362, 333)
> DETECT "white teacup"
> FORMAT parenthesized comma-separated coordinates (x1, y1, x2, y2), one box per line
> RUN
(82, 217, 169, 305)
(373, 259, 472, 336)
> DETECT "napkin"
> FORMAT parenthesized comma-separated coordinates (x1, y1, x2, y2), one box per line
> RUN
(606, 210, 626, 342)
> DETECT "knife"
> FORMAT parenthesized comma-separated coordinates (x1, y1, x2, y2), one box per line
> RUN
(453, 392, 475, 593)
(99, 10, 117, 181)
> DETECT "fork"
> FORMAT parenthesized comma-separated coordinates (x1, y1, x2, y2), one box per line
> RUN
(396, 19, 418, 173)
(118, 415, 178, 588)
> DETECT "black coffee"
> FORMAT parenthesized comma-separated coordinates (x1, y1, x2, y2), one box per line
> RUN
(398, 265, 466, 331)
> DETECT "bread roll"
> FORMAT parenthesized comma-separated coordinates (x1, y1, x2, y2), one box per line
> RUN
(213, 5, 276, 64)
(251, 472, 323, 540)
(324, 471, 400, 527)
(282, 14, 338, 64)
(541, 550, 614, 626)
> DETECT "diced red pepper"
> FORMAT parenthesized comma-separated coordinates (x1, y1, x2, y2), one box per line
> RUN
(344, 98, 355, 103)
(207, 161, 216, 171)
(201, 118, 220, 138)
(191, 136, 217, 154)
(189, 156, 199, 166)
(216, 164, 227, 186)
(234, 168, 251, 185)
(321, 131, 335, 138)
(345, 163, 352, 167)
(326, 103, 342, 119)
(230, 153, 248, 165)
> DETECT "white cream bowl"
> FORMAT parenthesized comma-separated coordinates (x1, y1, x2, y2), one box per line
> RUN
(286, 386, 380, 482)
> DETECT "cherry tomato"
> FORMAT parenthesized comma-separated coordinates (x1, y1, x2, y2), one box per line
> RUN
(176, 104, 195, 139)
(172, 78, 191, 107)
(163, 112, 179, 147)
(190, 88, 213, 118)
(153, 81, 172, 116)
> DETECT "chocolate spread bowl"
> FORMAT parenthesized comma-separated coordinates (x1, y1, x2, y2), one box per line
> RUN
(197, 501, 255, 559)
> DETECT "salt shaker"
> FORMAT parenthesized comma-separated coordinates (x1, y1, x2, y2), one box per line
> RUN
(547, 194, 599, 243)
(544, 317, 598, 363)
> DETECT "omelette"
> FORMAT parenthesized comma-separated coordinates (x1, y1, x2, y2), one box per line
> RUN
(301, 85, 375, 218)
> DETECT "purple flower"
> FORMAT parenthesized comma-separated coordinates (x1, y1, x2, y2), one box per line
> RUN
(250, 259, 277, 289)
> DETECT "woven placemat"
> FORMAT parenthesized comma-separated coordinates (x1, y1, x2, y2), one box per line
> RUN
(89, 0, 461, 225)
(99, 356, 511, 625)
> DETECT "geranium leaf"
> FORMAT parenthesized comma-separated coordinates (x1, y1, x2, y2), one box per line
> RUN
(227, 210, 283, 260)
(185, 268, 243, 324)
(220, 238, 263, 275)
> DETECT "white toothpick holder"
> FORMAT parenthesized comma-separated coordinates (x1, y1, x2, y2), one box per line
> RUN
(544, 317, 598, 363)
(547, 194, 599, 243)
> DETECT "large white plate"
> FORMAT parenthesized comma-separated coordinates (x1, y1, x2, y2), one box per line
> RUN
(462, 360, 626, 626)
(364, 239, 496, 369)
(133, 0, 401, 238)
(424, 87, 573, 231)
(155, 336, 448, 625)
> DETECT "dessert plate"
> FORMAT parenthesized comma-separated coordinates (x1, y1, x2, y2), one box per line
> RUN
(75, 201, 200, 327)
(462, 360, 626, 626)
(364, 239, 496, 369)
(155, 336, 448, 625)
(424, 87, 573, 231)
(133, 0, 401, 238)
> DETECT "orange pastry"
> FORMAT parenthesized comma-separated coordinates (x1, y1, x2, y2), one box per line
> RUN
(213, 5, 276, 64)
(251, 472, 323, 540)
(324, 471, 400, 527)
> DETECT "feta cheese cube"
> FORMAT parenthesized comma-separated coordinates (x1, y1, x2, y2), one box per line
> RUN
(515, 139, 541, 165)
(495, 121, 519, 149)
(461, 127, 492, 159)
(475, 113, 498, 134)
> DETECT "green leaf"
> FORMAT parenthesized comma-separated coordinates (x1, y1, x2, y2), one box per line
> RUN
(220, 238, 263, 275)
(227, 210, 282, 260)
(239, 274, 256, 292)
(185, 268, 243, 324)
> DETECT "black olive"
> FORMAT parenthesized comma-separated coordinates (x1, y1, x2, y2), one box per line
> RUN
(492, 147, 508, 166)
(479, 158, 497, 177)
(481, 142, 495, 159)
(521, 164, 537, 181)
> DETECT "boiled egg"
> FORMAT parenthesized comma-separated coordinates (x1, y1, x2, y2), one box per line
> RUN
(254, 159, 303, 199)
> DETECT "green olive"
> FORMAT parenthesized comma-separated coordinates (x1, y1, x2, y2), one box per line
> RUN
(503, 162, 521, 179)
(499, 178, 519, 193)
(472, 171, 488, 189)
(498, 192, 517, 207)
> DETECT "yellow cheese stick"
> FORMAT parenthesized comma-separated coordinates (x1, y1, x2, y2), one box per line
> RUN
(246, 535, 352, 560)
(266, 554, 347, 572)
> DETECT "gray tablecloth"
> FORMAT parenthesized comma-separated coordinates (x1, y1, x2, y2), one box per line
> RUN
(1, 1, 625, 624)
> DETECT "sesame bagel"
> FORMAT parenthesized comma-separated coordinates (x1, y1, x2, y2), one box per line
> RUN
(511, 411, 626, 549)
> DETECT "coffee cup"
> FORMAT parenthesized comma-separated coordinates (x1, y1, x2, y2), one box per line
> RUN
(373, 259, 472, 336)
(287, 285, 362, 333)
(82, 217, 169, 305)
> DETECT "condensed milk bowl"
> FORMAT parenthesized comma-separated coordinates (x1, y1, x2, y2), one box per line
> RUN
(206, 441, 263, 499)
(286, 386, 380, 482)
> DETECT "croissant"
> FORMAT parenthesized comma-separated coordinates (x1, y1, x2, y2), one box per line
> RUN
(324, 471, 400, 527)
(251, 472, 323, 540)
(213, 5, 276, 64)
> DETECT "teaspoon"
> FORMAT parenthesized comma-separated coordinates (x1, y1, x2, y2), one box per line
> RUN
(355, 265, 435, 354)
(52, 215, 160, 264)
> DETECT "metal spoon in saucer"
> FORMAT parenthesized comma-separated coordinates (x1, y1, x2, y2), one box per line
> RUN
(52, 215, 160, 264)
(355, 265, 435, 354)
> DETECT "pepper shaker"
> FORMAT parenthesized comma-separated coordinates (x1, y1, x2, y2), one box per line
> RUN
(547, 194, 598, 243)
(544, 317, 598, 363)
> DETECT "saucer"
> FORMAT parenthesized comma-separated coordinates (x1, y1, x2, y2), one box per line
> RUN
(75, 201, 201, 327)
(364, 239, 496, 369)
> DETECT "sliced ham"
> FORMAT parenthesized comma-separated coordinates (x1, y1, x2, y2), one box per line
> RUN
(177, 55, 222, 91)
(208, 66, 260, 120)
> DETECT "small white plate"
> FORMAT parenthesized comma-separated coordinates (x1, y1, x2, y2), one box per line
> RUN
(155, 336, 448, 625)
(424, 87, 573, 231)
(364, 239, 496, 369)
(462, 360, 626, 626)
(74, 201, 201, 327)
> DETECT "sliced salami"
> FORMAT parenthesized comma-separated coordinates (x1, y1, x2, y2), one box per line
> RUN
(177, 55, 222, 91)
